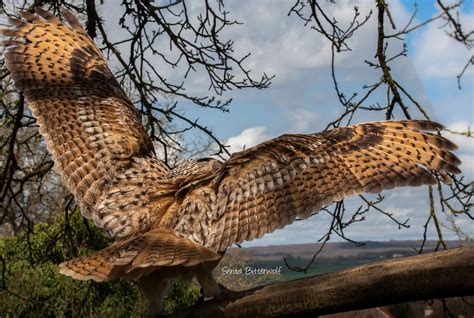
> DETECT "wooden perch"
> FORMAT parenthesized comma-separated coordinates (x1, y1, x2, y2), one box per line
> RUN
(171, 246, 474, 317)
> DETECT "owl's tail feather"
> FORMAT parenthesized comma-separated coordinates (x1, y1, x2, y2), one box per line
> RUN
(59, 228, 221, 282)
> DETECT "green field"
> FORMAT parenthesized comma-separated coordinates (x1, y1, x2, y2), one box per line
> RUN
(245, 258, 375, 282)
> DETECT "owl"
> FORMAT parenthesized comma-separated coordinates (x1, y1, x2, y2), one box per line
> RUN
(1, 8, 461, 317)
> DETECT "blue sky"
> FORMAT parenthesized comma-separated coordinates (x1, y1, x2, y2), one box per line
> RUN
(96, 0, 474, 245)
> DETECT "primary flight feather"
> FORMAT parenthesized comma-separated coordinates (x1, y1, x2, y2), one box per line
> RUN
(1, 8, 461, 317)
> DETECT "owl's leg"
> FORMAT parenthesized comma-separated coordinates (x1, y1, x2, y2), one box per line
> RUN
(196, 260, 238, 299)
(196, 267, 221, 298)
(138, 270, 168, 318)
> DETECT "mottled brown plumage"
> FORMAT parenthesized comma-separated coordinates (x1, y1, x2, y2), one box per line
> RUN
(1, 8, 461, 316)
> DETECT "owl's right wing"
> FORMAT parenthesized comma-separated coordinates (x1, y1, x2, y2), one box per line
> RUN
(1, 9, 168, 238)
(197, 121, 461, 251)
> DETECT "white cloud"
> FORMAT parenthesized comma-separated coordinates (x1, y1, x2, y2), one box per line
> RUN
(448, 121, 473, 131)
(226, 126, 271, 154)
(442, 122, 474, 177)
(412, 11, 474, 78)
(221, 0, 336, 82)
(223, 109, 320, 157)
(445, 122, 474, 151)
(286, 109, 320, 133)
(458, 154, 474, 178)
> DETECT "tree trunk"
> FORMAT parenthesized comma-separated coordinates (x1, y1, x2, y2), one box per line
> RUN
(171, 246, 474, 317)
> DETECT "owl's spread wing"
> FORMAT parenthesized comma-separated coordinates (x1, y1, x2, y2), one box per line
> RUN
(196, 120, 460, 251)
(1, 9, 168, 237)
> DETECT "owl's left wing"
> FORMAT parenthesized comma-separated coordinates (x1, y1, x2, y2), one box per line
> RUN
(1, 9, 169, 238)
(192, 120, 460, 251)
